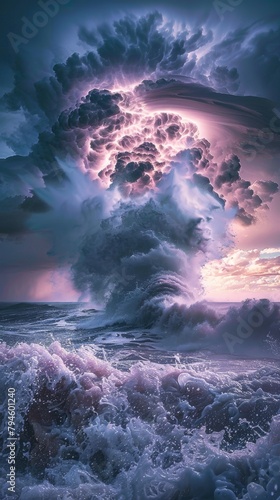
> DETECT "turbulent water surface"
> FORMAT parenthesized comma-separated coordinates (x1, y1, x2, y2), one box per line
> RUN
(0, 302, 280, 500)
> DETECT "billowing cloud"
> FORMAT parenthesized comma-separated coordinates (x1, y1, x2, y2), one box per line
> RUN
(0, 11, 279, 303)
(252, 180, 279, 204)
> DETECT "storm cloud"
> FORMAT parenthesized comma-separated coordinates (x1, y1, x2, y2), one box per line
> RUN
(0, 8, 279, 303)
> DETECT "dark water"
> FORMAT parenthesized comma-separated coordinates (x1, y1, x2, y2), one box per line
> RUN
(0, 302, 279, 499)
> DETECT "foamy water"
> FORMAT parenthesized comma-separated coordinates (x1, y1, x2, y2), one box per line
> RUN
(0, 303, 279, 499)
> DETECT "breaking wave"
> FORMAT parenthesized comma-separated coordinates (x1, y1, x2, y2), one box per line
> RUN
(1, 340, 280, 499)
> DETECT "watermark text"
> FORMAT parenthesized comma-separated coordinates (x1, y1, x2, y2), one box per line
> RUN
(6, 388, 17, 495)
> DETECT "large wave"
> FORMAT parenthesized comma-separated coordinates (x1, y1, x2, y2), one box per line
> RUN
(1, 341, 280, 499)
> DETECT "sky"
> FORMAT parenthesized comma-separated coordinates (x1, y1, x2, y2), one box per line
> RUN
(0, 0, 280, 303)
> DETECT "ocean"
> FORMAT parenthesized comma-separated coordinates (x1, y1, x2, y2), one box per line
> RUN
(0, 301, 279, 499)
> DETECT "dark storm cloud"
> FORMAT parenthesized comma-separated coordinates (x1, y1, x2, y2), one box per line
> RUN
(196, 24, 280, 103)
(193, 148, 278, 227)
(29, 88, 125, 178)
(252, 180, 279, 203)
(55, 12, 169, 91)
(0, 155, 43, 199)
(1, 11, 214, 121)
(234, 207, 256, 226)
(34, 76, 65, 121)
(172, 137, 278, 227)
(192, 173, 224, 207)
(55, 89, 123, 130)
(197, 25, 251, 73)
(238, 26, 280, 103)
(2, 6, 280, 130)
(20, 192, 51, 213)
(207, 155, 275, 226)
(0, 155, 48, 236)
(111, 154, 155, 187)
(0, 78, 278, 243)
(0, 6, 279, 304)
(78, 26, 99, 47)
(215, 155, 241, 189)
(221, 177, 263, 226)
(209, 65, 239, 93)
(0, 202, 28, 236)
(138, 79, 279, 225)
(2, 11, 280, 151)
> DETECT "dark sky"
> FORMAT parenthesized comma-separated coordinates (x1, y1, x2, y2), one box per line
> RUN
(1, 0, 279, 61)
(0, 0, 280, 301)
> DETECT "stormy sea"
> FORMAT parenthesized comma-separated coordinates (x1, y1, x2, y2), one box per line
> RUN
(1, 3, 280, 499)
(0, 300, 280, 499)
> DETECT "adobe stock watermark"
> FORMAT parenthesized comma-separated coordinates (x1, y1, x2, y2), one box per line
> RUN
(7, 0, 71, 54)
(240, 107, 280, 162)
(6, 387, 17, 496)
(213, 0, 245, 21)
(223, 302, 273, 354)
